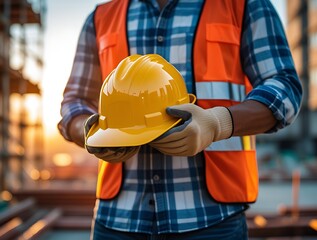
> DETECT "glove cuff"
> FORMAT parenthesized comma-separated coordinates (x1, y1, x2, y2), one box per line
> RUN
(209, 107, 233, 141)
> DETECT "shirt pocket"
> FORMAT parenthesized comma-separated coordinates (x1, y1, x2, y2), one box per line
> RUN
(203, 23, 241, 82)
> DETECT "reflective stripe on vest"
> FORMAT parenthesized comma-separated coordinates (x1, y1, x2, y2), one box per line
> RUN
(196, 81, 246, 102)
(94, 0, 258, 203)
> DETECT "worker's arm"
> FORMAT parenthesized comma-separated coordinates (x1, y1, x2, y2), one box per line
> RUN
(228, 100, 276, 136)
(150, 99, 275, 156)
(58, 12, 100, 146)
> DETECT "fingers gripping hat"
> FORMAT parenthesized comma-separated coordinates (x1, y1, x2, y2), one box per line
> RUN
(85, 54, 196, 147)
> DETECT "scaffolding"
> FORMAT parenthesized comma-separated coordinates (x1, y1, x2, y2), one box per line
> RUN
(0, 0, 46, 191)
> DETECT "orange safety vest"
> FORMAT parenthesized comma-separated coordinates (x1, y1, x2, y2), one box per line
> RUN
(94, 0, 258, 203)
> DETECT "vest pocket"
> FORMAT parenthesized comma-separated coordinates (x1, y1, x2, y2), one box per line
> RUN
(204, 150, 258, 203)
(98, 32, 117, 52)
(203, 24, 241, 82)
(98, 33, 119, 78)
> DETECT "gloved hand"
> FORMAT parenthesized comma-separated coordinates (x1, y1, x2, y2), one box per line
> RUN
(150, 104, 233, 156)
(84, 114, 140, 163)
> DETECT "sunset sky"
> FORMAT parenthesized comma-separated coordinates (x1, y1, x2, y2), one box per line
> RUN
(41, 0, 286, 163)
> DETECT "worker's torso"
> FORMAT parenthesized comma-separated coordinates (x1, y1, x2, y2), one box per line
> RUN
(94, 0, 258, 203)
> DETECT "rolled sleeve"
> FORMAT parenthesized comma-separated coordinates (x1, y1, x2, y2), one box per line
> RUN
(58, 11, 102, 140)
(241, 0, 302, 132)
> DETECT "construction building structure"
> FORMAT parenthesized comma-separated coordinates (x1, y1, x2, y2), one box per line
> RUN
(0, 0, 46, 191)
(287, 0, 317, 160)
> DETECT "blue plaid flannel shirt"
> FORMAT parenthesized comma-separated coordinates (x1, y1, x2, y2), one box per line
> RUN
(58, 0, 302, 234)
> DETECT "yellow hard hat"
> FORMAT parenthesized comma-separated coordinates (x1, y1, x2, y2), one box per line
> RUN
(85, 54, 196, 147)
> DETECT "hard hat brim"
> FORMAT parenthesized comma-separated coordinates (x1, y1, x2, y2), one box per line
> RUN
(85, 117, 183, 147)
(86, 94, 196, 147)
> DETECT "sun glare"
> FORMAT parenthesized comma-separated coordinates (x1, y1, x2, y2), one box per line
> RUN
(52, 153, 73, 167)
(24, 94, 42, 123)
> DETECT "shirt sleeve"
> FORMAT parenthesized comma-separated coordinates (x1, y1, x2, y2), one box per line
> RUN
(58, 11, 102, 141)
(241, 0, 303, 132)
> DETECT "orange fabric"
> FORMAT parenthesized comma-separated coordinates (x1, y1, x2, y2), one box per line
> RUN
(96, 160, 123, 199)
(205, 151, 258, 203)
(203, 24, 241, 82)
(193, 0, 258, 203)
(94, 0, 129, 199)
(95, 0, 130, 79)
(193, 1, 246, 85)
(94, 0, 259, 203)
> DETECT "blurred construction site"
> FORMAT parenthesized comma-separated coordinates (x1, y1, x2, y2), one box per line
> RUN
(0, 0, 317, 239)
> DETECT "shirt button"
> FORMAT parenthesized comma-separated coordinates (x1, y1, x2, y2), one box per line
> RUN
(153, 174, 160, 181)
(157, 35, 164, 42)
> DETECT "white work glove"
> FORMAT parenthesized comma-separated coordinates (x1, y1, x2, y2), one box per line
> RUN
(84, 114, 140, 163)
(150, 104, 233, 156)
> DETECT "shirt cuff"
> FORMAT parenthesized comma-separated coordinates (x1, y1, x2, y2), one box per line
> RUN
(245, 88, 286, 133)
(58, 107, 97, 141)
